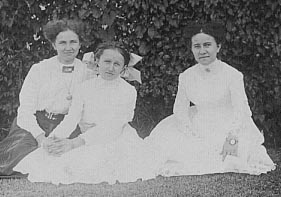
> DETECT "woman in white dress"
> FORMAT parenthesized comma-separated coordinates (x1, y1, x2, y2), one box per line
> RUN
(146, 21, 276, 176)
(14, 41, 158, 184)
(0, 19, 95, 176)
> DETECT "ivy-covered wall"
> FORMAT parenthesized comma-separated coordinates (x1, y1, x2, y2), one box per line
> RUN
(0, 0, 280, 147)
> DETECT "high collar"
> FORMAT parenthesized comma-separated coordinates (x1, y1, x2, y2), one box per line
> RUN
(56, 56, 76, 65)
(97, 75, 122, 87)
(198, 59, 221, 75)
(56, 56, 75, 68)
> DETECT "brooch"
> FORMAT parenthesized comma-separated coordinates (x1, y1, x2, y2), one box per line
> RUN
(229, 138, 238, 145)
(62, 66, 74, 73)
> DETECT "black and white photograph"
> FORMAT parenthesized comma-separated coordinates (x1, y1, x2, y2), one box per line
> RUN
(0, 0, 280, 196)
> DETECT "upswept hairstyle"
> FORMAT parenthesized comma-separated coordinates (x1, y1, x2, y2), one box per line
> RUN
(43, 19, 85, 44)
(94, 41, 131, 67)
(185, 21, 226, 45)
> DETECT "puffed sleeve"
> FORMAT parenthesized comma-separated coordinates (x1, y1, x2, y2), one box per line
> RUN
(17, 64, 46, 137)
(229, 71, 252, 129)
(80, 86, 137, 146)
(118, 87, 137, 123)
(173, 73, 192, 129)
(50, 86, 84, 138)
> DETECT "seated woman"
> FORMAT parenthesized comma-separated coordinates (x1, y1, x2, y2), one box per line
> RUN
(146, 21, 276, 176)
(14, 41, 158, 184)
(0, 19, 95, 176)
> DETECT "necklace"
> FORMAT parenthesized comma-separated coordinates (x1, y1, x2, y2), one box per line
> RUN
(64, 72, 74, 101)
(60, 61, 75, 101)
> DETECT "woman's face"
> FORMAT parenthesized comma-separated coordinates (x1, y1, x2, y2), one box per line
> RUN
(52, 30, 81, 64)
(97, 49, 125, 81)
(191, 33, 221, 65)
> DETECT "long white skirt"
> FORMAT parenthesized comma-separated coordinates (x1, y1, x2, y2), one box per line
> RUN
(14, 125, 160, 184)
(145, 107, 276, 176)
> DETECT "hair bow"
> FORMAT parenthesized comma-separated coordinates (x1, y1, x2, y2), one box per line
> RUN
(82, 52, 96, 68)
(82, 52, 99, 75)
(120, 53, 142, 83)
(82, 52, 142, 83)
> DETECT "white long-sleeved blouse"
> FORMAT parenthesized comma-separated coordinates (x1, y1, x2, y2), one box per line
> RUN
(17, 56, 90, 137)
(173, 59, 252, 130)
(51, 76, 137, 145)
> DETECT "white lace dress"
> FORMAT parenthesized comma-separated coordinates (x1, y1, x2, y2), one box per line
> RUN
(14, 77, 159, 184)
(146, 59, 276, 176)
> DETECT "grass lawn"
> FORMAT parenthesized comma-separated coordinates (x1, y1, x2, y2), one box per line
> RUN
(0, 148, 280, 197)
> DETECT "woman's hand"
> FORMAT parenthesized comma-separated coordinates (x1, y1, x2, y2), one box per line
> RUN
(44, 137, 74, 157)
(36, 133, 55, 148)
(220, 132, 239, 161)
(44, 136, 85, 157)
(35, 133, 46, 147)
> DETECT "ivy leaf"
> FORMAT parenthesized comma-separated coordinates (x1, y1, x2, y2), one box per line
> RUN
(102, 10, 117, 27)
(135, 25, 146, 38)
(91, 7, 102, 18)
(148, 27, 156, 38)
(139, 42, 150, 55)
(226, 20, 233, 31)
(79, 8, 90, 18)
(97, 0, 108, 9)
(98, 27, 115, 41)
(168, 19, 178, 27)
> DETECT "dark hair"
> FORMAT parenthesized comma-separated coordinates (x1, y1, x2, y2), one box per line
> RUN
(185, 21, 226, 45)
(94, 41, 130, 66)
(43, 19, 85, 43)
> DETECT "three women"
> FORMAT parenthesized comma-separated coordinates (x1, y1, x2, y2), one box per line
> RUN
(3, 19, 275, 182)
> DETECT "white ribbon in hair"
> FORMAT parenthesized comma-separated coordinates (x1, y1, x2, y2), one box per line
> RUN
(82, 52, 99, 76)
(82, 52, 142, 83)
(120, 53, 142, 83)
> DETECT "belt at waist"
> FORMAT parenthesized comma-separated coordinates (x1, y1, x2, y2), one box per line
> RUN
(35, 110, 65, 122)
(34, 110, 65, 137)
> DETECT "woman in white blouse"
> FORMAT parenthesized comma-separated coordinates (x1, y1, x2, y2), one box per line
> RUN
(14, 41, 158, 184)
(0, 19, 93, 176)
(146, 21, 276, 176)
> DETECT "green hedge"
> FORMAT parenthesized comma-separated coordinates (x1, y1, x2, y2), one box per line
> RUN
(0, 0, 280, 147)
